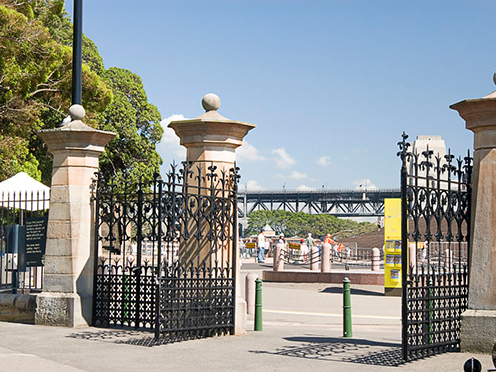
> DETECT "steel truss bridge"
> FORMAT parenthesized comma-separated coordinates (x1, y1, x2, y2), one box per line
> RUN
(238, 189, 401, 218)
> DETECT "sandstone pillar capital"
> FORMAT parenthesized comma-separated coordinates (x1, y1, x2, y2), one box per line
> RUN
(451, 92, 496, 150)
(168, 94, 255, 165)
(38, 120, 115, 156)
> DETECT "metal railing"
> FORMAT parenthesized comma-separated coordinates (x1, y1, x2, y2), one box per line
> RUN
(1, 191, 49, 293)
(247, 246, 385, 269)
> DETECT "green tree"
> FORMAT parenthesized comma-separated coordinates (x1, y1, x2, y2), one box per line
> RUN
(97, 67, 163, 186)
(244, 210, 376, 238)
(0, 0, 163, 186)
(0, 0, 111, 183)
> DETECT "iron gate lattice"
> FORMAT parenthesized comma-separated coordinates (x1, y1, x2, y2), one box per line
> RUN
(398, 133, 472, 361)
(92, 162, 239, 343)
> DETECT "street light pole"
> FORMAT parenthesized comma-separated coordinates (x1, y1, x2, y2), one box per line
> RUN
(72, 0, 82, 105)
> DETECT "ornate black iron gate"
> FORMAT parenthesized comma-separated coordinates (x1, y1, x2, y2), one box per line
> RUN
(398, 133, 472, 361)
(92, 162, 239, 343)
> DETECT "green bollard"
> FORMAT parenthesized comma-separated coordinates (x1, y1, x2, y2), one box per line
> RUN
(343, 276, 352, 337)
(428, 279, 433, 344)
(254, 278, 262, 331)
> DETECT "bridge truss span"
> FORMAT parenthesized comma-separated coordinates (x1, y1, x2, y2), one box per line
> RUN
(238, 189, 401, 218)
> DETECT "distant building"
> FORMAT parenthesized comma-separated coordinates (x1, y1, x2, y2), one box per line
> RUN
(408, 135, 449, 188)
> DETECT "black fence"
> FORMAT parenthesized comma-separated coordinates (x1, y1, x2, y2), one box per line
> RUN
(0, 191, 48, 293)
(93, 162, 239, 343)
(398, 133, 471, 361)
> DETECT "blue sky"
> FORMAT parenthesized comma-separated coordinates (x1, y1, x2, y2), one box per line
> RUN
(66, 1, 496, 191)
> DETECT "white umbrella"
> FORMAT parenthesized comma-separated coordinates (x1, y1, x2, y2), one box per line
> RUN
(0, 172, 50, 211)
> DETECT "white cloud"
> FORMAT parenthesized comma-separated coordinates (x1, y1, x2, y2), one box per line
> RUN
(352, 179, 378, 190)
(237, 141, 266, 162)
(352, 148, 369, 155)
(272, 148, 296, 169)
(158, 114, 187, 158)
(289, 171, 307, 179)
(275, 173, 284, 179)
(246, 180, 265, 191)
(316, 156, 331, 167)
(296, 184, 316, 191)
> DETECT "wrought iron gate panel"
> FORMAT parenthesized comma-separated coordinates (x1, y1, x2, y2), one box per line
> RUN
(398, 133, 471, 361)
(93, 162, 239, 343)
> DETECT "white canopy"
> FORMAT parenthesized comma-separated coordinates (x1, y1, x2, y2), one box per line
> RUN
(0, 172, 50, 211)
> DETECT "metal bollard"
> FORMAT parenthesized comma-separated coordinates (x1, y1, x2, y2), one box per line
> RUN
(463, 358, 482, 372)
(254, 278, 262, 331)
(427, 279, 433, 344)
(343, 276, 352, 337)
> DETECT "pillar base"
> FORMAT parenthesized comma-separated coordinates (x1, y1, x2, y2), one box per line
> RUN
(35, 292, 91, 328)
(235, 296, 247, 335)
(461, 309, 496, 353)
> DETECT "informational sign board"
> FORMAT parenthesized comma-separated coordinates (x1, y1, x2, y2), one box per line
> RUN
(384, 198, 402, 296)
(245, 242, 256, 249)
(24, 216, 48, 267)
(288, 242, 301, 250)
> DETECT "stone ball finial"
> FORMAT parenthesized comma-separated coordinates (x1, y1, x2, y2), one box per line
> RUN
(68, 104, 85, 121)
(202, 93, 221, 112)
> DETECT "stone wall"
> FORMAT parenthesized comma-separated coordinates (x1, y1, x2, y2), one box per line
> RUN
(0, 293, 37, 324)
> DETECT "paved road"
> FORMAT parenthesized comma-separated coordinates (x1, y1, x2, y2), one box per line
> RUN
(0, 261, 491, 372)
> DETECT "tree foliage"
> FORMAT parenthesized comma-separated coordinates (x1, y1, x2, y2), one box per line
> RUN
(244, 210, 376, 239)
(0, 0, 112, 183)
(0, 0, 163, 186)
(98, 67, 163, 185)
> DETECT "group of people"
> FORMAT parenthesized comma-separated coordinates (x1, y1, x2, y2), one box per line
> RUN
(257, 231, 318, 263)
(254, 231, 351, 263)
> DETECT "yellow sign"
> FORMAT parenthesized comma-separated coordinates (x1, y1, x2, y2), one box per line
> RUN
(288, 242, 301, 250)
(384, 198, 403, 296)
(245, 242, 256, 249)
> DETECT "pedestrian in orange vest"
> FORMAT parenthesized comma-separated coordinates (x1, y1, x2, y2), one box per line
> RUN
(324, 233, 335, 245)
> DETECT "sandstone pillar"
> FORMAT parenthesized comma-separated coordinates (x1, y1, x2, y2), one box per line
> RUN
(321, 243, 331, 273)
(451, 78, 496, 352)
(245, 273, 258, 315)
(273, 243, 285, 272)
(310, 246, 319, 271)
(169, 94, 255, 335)
(371, 247, 381, 272)
(35, 105, 114, 327)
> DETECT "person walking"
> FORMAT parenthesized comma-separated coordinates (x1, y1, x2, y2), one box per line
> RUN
(257, 230, 265, 263)
(305, 233, 315, 249)
(324, 233, 335, 245)
(300, 238, 309, 261)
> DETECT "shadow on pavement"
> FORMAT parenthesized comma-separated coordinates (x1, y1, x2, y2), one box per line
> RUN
(251, 336, 406, 367)
(68, 328, 169, 347)
(320, 287, 384, 297)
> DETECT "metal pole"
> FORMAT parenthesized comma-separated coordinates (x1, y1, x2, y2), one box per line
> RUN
(254, 278, 262, 331)
(72, 0, 83, 105)
(343, 276, 352, 337)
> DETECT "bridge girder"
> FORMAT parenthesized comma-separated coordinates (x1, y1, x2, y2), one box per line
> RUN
(237, 189, 400, 218)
